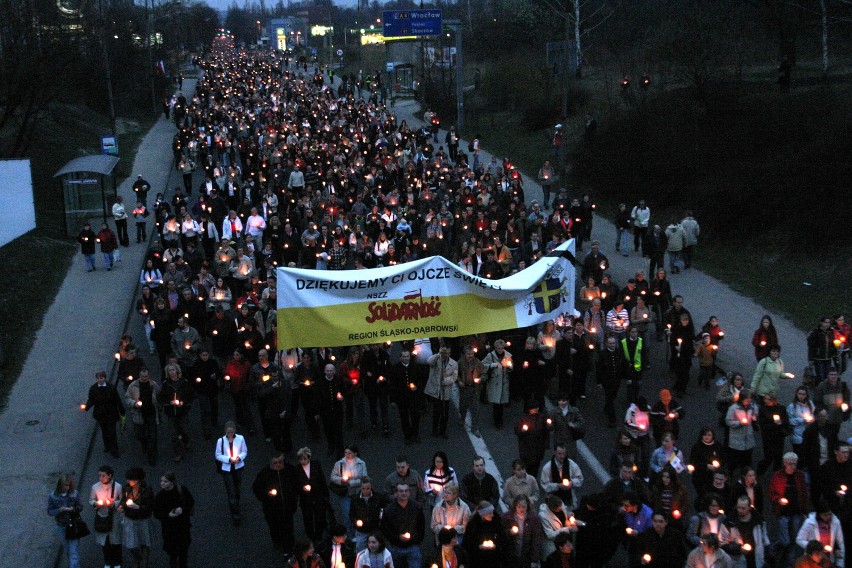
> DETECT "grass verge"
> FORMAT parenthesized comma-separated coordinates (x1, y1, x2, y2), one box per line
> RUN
(0, 232, 76, 410)
(458, 84, 850, 332)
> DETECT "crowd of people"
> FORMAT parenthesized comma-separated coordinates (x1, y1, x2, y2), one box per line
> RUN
(61, 44, 852, 568)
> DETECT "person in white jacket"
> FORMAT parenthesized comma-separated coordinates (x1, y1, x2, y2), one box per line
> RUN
(796, 505, 845, 568)
(539, 494, 578, 558)
(681, 211, 700, 268)
(354, 532, 394, 567)
(215, 421, 248, 525)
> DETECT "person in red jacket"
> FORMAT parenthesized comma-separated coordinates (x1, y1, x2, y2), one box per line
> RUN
(97, 222, 118, 270)
(768, 452, 811, 568)
(751, 315, 779, 361)
(224, 349, 253, 433)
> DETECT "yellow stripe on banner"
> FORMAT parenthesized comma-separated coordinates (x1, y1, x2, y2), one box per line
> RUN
(278, 294, 518, 348)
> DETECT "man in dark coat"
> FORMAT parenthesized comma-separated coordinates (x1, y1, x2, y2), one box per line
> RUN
(252, 453, 298, 555)
(83, 370, 124, 458)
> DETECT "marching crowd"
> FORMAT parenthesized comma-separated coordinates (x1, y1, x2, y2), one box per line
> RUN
(60, 45, 852, 568)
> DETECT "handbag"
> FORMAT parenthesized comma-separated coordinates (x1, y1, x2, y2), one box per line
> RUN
(66, 513, 91, 540)
(94, 484, 115, 533)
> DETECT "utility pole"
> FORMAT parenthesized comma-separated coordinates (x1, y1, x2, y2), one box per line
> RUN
(147, 0, 157, 116)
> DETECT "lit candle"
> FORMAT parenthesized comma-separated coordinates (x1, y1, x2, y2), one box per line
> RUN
(741, 417, 748, 425)
(711, 460, 720, 468)
(625, 527, 634, 535)
(843, 403, 849, 412)
(355, 519, 363, 528)
(523, 361, 529, 369)
(336, 392, 343, 401)
(409, 382, 417, 391)
(561, 478, 571, 487)
(304, 484, 311, 492)
(402, 531, 411, 540)
(546, 418, 553, 426)
(196, 377, 202, 383)
(135, 400, 143, 407)
(268, 488, 278, 496)
(779, 497, 788, 505)
(803, 412, 813, 422)
(79, 404, 87, 410)
(481, 539, 495, 549)
(687, 464, 695, 473)
(773, 414, 781, 424)
(522, 424, 529, 432)
(114, 352, 121, 360)
(784, 372, 795, 379)
(511, 526, 519, 535)
(825, 545, 833, 552)
(742, 543, 752, 552)
(224, 375, 230, 382)
(642, 554, 652, 563)
(668, 412, 676, 419)
(672, 509, 681, 519)
(126, 499, 135, 507)
(760, 340, 767, 346)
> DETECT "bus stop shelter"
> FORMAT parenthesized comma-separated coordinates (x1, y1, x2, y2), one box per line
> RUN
(53, 155, 120, 238)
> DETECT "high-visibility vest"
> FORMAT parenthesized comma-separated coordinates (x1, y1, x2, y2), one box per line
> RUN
(622, 337, 643, 372)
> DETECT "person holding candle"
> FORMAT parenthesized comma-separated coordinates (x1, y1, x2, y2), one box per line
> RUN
(539, 494, 578, 559)
(125, 369, 161, 466)
(788, 388, 816, 464)
(48, 473, 84, 568)
(808, 317, 838, 386)
(694, 334, 717, 390)
(318, 523, 357, 568)
(625, 397, 653, 478)
(482, 339, 513, 428)
(90, 466, 123, 568)
(425, 345, 458, 438)
(83, 370, 124, 459)
(814, 369, 851, 444)
(669, 312, 695, 397)
(159, 363, 194, 462)
(170, 317, 201, 374)
(516, 402, 550, 479)
(648, 269, 673, 342)
(556, 321, 594, 403)
(296, 446, 331, 542)
(389, 350, 426, 445)
(354, 532, 394, 568)
(716, 372, 745, 446)
(120, 467, 155, 568)
(649, 465, 690, 530)
(794, 540, 834, 568)
(78, 221, 98, 271)
(621, 493, 654, 565)
(751, 345, 788, 402)
(724, 495, 769, 568)
(767, 453, 810, 566)
(648, 433, 687, 481)
(796, 502, 845, 568)
(430, 482, 471, 546)
(361, 343, 392, 436)
(215, 421, 248, 525)
(501, 494, 544, 568)
(685, 533, 733, 568)
(685, 493, 732, 549)
(540, 443, 584, 510)
(381, 483, 426, 568)
(461, 501, 502, 566)
(687, 427, 725, 499)
(724, 389, 758, 476)
(349, 477, 388, 553)
(756, 394, 790, 476)
(97, 222, 118, 270)
(153, 471, 194, 568)
(252, 453, 298, 556)
(456, 345, 486, 438)
(635, 511, 687, 568)
(329, 445, 368, 533)
(815, 442, 852, 540)
(547, 393, 585, 455)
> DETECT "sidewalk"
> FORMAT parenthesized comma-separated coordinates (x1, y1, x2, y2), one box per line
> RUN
(0, 80, 194, 567)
